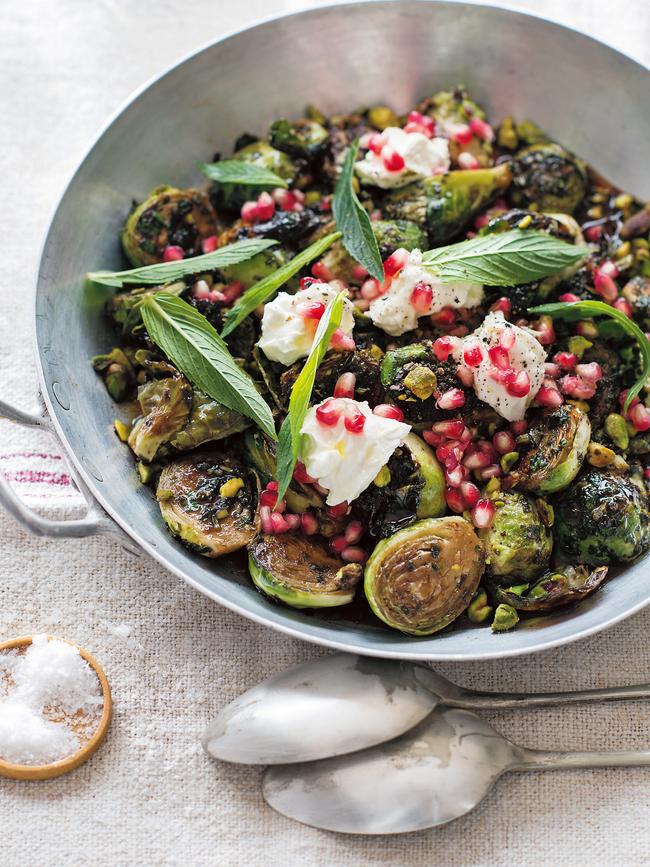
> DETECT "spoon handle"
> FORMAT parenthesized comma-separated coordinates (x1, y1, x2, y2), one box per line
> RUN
(454, 682, 650, 710)
(515, 747, 650, 771)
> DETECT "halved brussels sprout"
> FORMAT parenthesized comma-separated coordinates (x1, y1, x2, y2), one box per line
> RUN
(248, 533, 363, 608)
(509, 144, 588, 214)
(168, 390, 250, 452)
(554, 469, 650, 564)
(269, 118, 328, 160)
(479, 491, 552, 581)
(508, 406, 591, 495)
(280, 348, 384, 409)
(493, 565, 609, 614)
(157, 451, 259, 557)
(482, 208, 582, 244)
(107, 282, 186, 339)
(364, 517, 485, 636)
(121, 186, 218, 267)
(383, 164, 512, 244)
(211, 142, 296, 211)
(92, 347, 136, 401)
(352, 433, 446, 538)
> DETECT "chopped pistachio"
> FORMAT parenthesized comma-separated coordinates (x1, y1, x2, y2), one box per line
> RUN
(373, 465, 391, 488)
(587, 441, 617, 467)
(368, 105, 398, 130)
(614, 241, 632, 259)
(567, 399, 590, 413)
(500, 451, 519, 473)
(114, 419, 130, 442)
(491, 604, 519, 632)
(574, 320, 598, 339)
(633, 237, 650, 250)
(484, 477, 501, 496)
(496, 116, 518, 150)
(615, 193, 633, 210)
(605, 413, 630, 450)
(220, 477, 244, 498)
(403, 365, 437, 400)
(137, 461, 154, 484)
(216, 509, 229, 520)
(306, 103, 327, 125)
(567, 335, 593, 358)
(303, 190, 321, 207)
(503, 583, 529, 596)
(467, 588, 494, 624)
(517, 214, 533, 230)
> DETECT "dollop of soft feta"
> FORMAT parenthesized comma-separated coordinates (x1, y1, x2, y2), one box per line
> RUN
(368, 250, 484, 337)
(459, 312, 546, 422)
(355, 127, 450, 189)
(257, 283, 355, 366)
(300, 398, 411, 506)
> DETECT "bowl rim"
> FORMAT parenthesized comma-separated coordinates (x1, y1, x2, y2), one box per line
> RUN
(30, 0, 650, 660)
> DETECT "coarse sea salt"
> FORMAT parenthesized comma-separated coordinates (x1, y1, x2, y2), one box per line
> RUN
(0, 635, 104, 766)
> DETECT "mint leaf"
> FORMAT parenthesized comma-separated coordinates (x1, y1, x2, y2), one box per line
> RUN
(422, 229, 589, 286)
(87, 238, 277, 289)
(220, 231, 342, 338)
(199, 160, 288, 189)
(140, 293, 277, 439)
(332, 140, 384, 282)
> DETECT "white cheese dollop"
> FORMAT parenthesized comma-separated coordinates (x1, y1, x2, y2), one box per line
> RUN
(300, 398, 411, 506)
(257, 282, 355, 366)
(355, 127, 450, 189)
(460, 312, 546, 422)
(368, 250, 484, 337)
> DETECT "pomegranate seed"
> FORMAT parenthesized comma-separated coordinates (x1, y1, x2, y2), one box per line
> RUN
(327, 501, 349, 520)
(293, 461, 316, 485)
(330, 329, 356, 352)
(260, 489, 278, 508)
(493, 430, 516, 454)
(446, 465, 464, 487)
(511, 420, 528, 435)
(273, 188, 298, 211)
(477, 439, 498, 459)
(222, 281, 244, 304)
(463, 340, 484, 368)
(193, 283, 226, 303)
(162, 245, 184, 262)
(533, 316, 556, 345)
(488, 345, 510, 370)
(432, 335, 460, 361)
(344, 520, 364, 544)
(463, 450, 491, 470)
(544, 362, 561, 378)
(292, 189, 305, 204)
(593, 270, 618, 303)
(506, 370, 531, 398)
(201, 235, 219, 254)
(560, 375, 596, 399)
(490, 297, 512, 316)
(300, 512, 319, 535)
(407, 110, 435, 135)
(630, 403, 650, 432)
(260, 506, 274, 534)
(382, 147, 405, 172)
(341, 546, 368, 564)
(316, 398, 343, 426)
(474, 213, 490, 230)
(498, 327, 516, 351)
(334, 372, 356, 399)
(256, 191, 276, 221)
(437, 388, 466, 410)
(619, 389, 639, 410)
(554, 351, 577, 370)
(575, 362, 603, 383)
(585, 225, 603, 242)
(471, 499, 496, 529)
(368, 132, 388, 155)
(559, 292, 581, 303)
(431, 419, 466, 438)
(270, 512, 290, 534)
(457, 152, 480, 170)
(599, 260, 619, 279)
(330, 535, 348, 555)
(383, 247, 410, 277)
(437, 444, 459, 470)
(299, 276, 316, 291)
(455, 364, 475, 388)
(352, 263, 368, 281)
(450, 123, 473, 144)
(459, 426, 473, 444)
(445, 485, 465, 513)
(410, 281, 434, 313)
(311, 260, 334, 282)
(373, 404, 405, 422)
(404, 121, 431, 136)
(361, 277, 382, 300)
(476, 464, 503, 481)
(430, 308, 457, 328)
(423, 430, 445, 447)
(613, 298, 633, 317)
(344, 406, 366, 434)
(298, 300, 326, 320)
(240, 201, 259, 222)
(461, 481, 480, 508)
(266, 481, 279, 492)
(284, 514, 301, 530)
(469, 117, 494, 142)
(536, 385, 564, 408)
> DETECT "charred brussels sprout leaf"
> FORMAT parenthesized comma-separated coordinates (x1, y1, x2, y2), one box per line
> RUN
(122, 186, 218, 266)
(509, 144, 588, 214)
(494, 565, 609, 614)
(364, 517, 485, 636)
(128, 373, 193, 462)
(508, 406, 591, 495)
(353, 433, 446, 538)
(279, 348, 384, 408)
(168, 390, 250, 452)
(242, 429, 323, 514)
(269, 118, 328, 160)
(248, 533, 363, 608)
(157, 451, 259, 557)
(383, 165, 512, 245)
(107, 282, 186, 339)
(244, 209, 324, 244)
(554, 469, 650, 564)
(211, 141, 296, 211)
(479, 491, 553, 581)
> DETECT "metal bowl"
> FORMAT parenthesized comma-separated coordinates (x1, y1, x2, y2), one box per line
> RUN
(4, 1, 650, 660)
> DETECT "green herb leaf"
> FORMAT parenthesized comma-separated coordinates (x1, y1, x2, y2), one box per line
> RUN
(220, 231, 342, 337)
(274, 292, 346, 502)
(140, 293, 277, 439)
(421, 229, 589, 286)
(87, 238, 277, 289)
(199, 160, 289, 189)
(332, 140, 384, 282)
(530, 299, 650, 412)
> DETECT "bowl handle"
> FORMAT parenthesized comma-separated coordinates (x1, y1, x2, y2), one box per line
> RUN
(0, 396, 140, 552)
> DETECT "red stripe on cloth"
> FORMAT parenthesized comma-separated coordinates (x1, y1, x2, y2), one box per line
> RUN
(4, 470, 71, 487)
(0, 452, 64, 462)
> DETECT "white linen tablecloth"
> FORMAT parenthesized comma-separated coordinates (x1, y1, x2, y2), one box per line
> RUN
(2, 1, 650, 864)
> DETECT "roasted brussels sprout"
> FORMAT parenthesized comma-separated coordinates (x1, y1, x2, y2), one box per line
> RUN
(168, 390, 250, 452)
(383, 165, 512, 244)
(364, 517, 485, 636)
(494, 565, 609, 614)
(211, 142, 296, 211)
(280, 348, 384, 408)
(92, 347, 136, 401)
(352, 433, 446, 538)
(248, 533, 363, 608)
(269, 118, 328, 160)
(243, 209, 323, 244)
(508, 406, 591, 495)
(157, 451, 259, 557)
(107, 282, 185, 339)
(554, 469, 650, 564)
(479, 491, 553, 581)
(622, 275, 650, 324)
(509, 144, 588, 214)
(416, 87, 493, 166)
(121, 186, 218, 267)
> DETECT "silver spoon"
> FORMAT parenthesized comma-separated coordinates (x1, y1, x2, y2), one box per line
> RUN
(263, 706, 650, 834)
(202, 652, 650, 764)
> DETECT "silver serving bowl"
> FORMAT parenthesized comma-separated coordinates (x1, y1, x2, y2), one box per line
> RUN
(3, 1, 650, 660)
